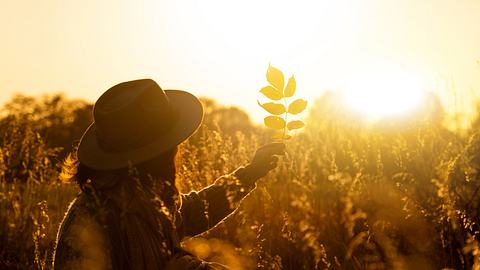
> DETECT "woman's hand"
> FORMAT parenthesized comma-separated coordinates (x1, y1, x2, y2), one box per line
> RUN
(242, 142, 286, 182)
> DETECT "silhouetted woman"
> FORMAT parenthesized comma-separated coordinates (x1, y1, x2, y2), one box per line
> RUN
(52, 79, 284, 269)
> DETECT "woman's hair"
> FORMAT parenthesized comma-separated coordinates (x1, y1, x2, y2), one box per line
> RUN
(60, 146, 183, 269)
(61, 147, 179, 190)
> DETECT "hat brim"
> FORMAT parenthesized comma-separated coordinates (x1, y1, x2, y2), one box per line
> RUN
(78, 89, 203, 170)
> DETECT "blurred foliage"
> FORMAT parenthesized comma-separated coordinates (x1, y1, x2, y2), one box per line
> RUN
(199, 97, 258, 137)
(0, 94, 93, 159)
(2, 92, 480, 269)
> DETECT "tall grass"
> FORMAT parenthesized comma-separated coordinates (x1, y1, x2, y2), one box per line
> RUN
(0, 120, 77, 269)
(1, 94, 480, 269)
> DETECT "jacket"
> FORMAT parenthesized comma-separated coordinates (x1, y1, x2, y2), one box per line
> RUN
(52, 167, 254, 269)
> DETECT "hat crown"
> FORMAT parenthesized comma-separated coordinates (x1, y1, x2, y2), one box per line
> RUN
(92, 79, 178, 153)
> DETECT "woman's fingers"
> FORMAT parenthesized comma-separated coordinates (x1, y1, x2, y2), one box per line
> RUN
(256, 155, 280, 169)
(255, 144, 285, 164)
(267, 155, 279, 169)
(256, 149, 281, 167)
(258, 142, 286, 156)
(246, 143, 285, 180)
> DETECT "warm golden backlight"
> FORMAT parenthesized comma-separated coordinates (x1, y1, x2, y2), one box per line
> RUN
(342, 67, 426, 118)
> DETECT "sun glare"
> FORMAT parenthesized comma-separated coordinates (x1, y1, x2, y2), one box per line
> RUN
(342, 67, 426, 119)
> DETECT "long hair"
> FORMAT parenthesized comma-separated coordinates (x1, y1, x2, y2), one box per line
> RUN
(61, 146, 182, 270)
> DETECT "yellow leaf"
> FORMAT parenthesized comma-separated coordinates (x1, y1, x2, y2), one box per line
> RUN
(266, 64, 284, 91)
(288, 99, 307, 114)
(287, 120, 305, 130)
(257, 101, 286, 115)
(264, 116, 286, 130)
(272, 133, 292, 140)
(260, 86, 283, 101)
(284, 75, 296, 97)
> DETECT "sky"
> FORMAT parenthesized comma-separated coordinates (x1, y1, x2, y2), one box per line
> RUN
(1, 0, 479, 123)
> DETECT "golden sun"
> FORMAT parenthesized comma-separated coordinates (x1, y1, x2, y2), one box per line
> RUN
(342, 67, 426, 119)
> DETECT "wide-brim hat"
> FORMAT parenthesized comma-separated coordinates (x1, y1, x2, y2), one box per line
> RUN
(78, 79, 203, 170)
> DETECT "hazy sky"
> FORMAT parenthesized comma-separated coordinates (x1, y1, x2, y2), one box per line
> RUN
(1, 0, 479, 122)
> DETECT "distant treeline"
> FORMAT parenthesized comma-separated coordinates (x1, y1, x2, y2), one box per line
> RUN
(0, 93, 261, 160)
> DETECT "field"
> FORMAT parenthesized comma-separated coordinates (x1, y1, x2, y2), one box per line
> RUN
(1, 93, 480, 269)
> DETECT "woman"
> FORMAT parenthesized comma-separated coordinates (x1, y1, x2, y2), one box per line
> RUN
(52, 79, 284, 269)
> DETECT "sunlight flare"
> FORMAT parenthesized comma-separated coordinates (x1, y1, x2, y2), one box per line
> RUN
(342, 67, 426, 118)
